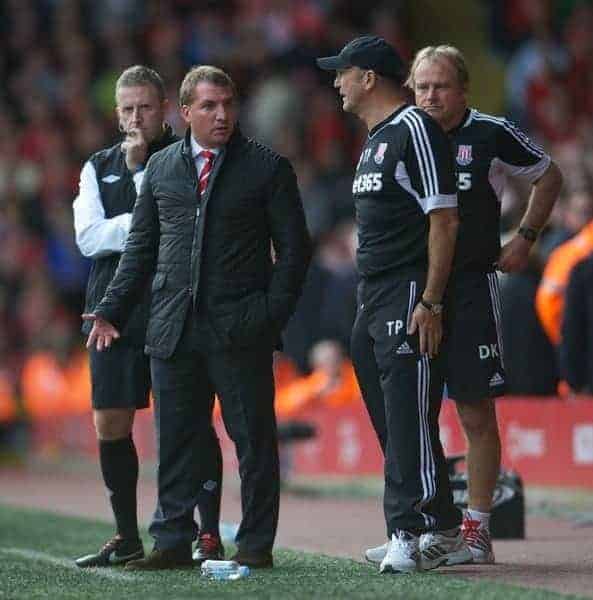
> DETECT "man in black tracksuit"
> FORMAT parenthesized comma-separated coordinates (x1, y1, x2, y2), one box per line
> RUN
(85, 65, 311, 570)
(408, 45, 561, 566)
(317, 36, 462, 574)
(73, 66, 227, 568)
(362, 45, 561, 568)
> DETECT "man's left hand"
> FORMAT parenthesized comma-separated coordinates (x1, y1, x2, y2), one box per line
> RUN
(497, 234, 532, 272)
(408, 304, 442, 358)
(82, 313, 120, 351)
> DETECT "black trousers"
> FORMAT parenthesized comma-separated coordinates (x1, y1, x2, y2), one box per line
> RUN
(148, 314, 279, 553)
(350, 272, 460, 535)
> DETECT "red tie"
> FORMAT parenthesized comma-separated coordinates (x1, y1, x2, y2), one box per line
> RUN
(198, 150, 215, 195)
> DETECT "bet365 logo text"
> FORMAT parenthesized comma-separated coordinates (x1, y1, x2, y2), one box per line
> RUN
(353, 172, 383, 193)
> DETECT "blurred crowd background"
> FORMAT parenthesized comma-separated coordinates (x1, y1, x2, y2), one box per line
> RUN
(1, 0, 593, 442)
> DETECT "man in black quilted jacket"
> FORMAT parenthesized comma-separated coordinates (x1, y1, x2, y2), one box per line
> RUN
(85, 65, 312, 570)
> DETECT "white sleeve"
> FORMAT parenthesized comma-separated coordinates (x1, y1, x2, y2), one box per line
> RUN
(132, 169, 145, 194)
(73, 161, 133, 258)
(498, 154, 551, 184)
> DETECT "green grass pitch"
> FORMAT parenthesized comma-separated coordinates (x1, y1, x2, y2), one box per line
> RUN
(0, 504, 584, 599)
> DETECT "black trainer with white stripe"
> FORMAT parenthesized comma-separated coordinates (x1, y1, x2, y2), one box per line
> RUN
(75, 535, 144, 568)
(352, 104, 458, 278)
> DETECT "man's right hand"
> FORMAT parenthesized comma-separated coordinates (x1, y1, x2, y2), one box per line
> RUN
(82, 313, 120, 351)
(121, 128, 148, 173)
(408, 303, 443, 359)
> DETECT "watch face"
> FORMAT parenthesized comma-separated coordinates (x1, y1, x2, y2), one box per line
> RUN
(420, 299, 443, 315)
(519, 226, 538, 242)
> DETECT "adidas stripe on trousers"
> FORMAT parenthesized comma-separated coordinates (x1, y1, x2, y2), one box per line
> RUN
(350, 270, 461, 534)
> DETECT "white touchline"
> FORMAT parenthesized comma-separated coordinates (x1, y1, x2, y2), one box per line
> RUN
(0, 548, 137, 582)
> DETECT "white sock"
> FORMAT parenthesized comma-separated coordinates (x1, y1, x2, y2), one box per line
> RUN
(466, 508, 490, 529)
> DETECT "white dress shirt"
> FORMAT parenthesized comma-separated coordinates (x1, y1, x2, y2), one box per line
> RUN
(190, 136, 220, 176)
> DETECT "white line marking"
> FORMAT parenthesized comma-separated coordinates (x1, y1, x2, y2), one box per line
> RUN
(0, 548, 138, 582)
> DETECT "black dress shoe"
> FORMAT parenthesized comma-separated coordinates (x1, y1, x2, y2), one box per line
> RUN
(192, 533, 224, 564)
(230, 549, 273, 569)
(75, 535, 144, 568)
(124, 545, 193, 570)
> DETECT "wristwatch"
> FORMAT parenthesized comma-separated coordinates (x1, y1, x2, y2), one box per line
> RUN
(518, 226, 538, 242)
(419, 298, 443, 316)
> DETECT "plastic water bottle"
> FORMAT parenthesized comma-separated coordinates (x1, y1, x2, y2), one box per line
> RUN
(201, 560, 250, 581)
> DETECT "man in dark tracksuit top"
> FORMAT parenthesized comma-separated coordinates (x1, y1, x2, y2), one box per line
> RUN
(317, 36, 463, 574)
(85, 65, 311, 571)
(73, 66, 223, 568)
(365, 45, 562, 568)
(408, 45, 562, 566)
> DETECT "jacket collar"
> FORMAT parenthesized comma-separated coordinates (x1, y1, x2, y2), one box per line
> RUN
(447, 108, 472, 136)
(189, 135, 221, 159)
(182, 126, 243, 157)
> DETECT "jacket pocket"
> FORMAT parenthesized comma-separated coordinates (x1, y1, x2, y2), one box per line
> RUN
(211, 291, 271, 348)
(236, 291, 270, 343)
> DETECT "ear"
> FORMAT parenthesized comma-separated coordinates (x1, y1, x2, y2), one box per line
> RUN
(180, 104, 191, 125)
(115, 106, 125, 133)
(363, 70, 377, 90)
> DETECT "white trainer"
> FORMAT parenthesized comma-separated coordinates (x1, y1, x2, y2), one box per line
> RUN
(462, 516, 495, 564)
(420, 528, 473, 570)
(379, 531, 421, 574)
(364, 541, 388, 564)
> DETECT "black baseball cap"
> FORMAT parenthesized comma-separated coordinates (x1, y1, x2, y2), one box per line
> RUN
(316, 35, 405, 82)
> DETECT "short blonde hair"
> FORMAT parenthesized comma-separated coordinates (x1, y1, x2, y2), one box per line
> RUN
(116, 65, 166, 102)
(406, 45, 469, 91)
(179, 65, 237, 106)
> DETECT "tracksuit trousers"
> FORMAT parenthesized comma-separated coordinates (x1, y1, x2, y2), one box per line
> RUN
(350, 270, 461, 535)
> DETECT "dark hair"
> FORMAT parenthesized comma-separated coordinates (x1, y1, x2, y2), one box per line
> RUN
(179, 65, 237, 106)
(115, 65, 166, 102)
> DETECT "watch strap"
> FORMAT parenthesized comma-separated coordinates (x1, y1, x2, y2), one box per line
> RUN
(518, 226, 538, 242)
(419, 299, 443, 314)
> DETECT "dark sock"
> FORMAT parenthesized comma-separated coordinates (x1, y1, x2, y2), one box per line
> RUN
(99, 435, 140, 542)
(197, 436, 222, 537)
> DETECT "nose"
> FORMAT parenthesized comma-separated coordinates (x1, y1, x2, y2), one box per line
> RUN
(426, 86, 438, 101)
(131, 106, 142, 123)
(215, 105, 228, 122)
(334, 73, 341, 88)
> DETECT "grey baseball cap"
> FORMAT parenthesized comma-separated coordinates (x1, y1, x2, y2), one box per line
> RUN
(316, 35, 405, 82)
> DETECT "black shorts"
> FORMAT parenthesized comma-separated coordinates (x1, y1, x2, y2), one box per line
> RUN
(444, 271, 506, 403)
(89, 344, 151, 410)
